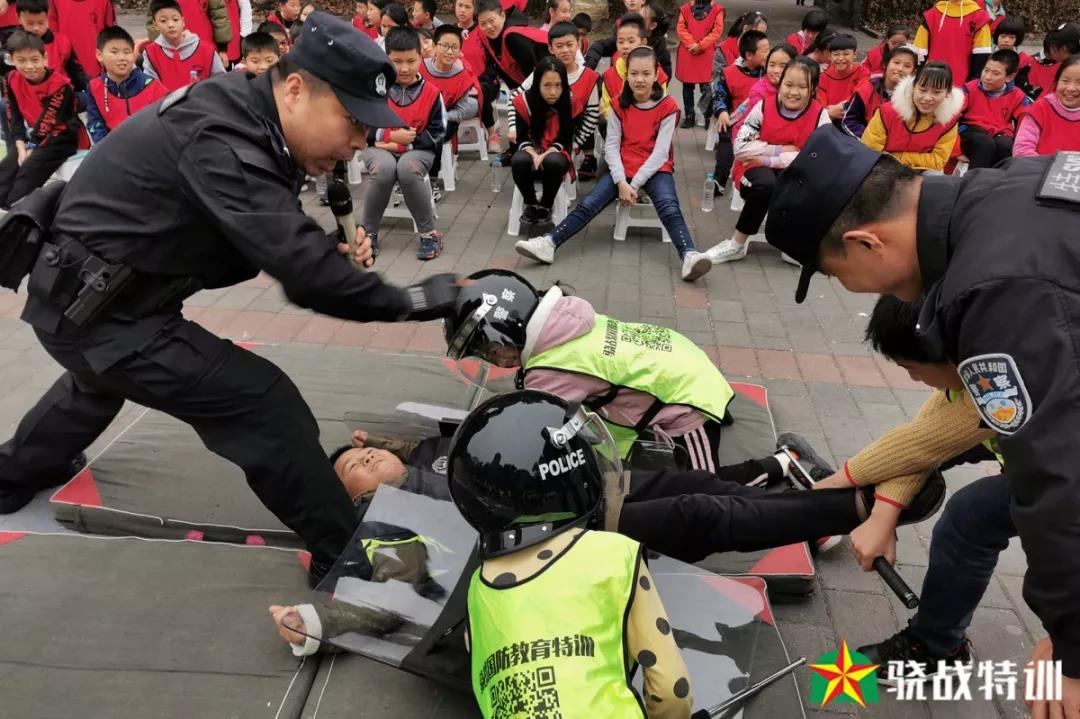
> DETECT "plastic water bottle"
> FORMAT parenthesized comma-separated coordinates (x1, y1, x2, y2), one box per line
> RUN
(702, 172, 716, 213)
(490, 154, 503, 193)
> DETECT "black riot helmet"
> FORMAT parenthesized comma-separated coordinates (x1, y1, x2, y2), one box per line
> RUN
(447, 389, 621, 559)
(443, 270, 541, 362)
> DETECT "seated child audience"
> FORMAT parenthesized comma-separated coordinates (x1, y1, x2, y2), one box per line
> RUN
(709, 57, 829, 264)
(410, 0, 440, 30)
(599, 14, 668, 126)
(862, 24, 911, 75)
(516, 47, 713, 282)
(786, 7, 827, 55)
(708, 29, 766, 191)
(256, 20, 290, 57)
(1022, 22, 1079, 101)
(421, 24, 480, 183)
(145, 0, 233, 63)
(453, 0, 484, 74)
(585, 0, 672, 79)
(843, 44, 917, 138)
(16, 0, 88, 93)
(913, 0, 992, 83)
(571, 11, 591, 54)
(727, 42, 795, 139)
(959, 48, 1030, 167)
(509, 57, 575, 225)
(46, 0, 117, 77)
(85, 27, 168, 143)
(805, 31, 833, 67)
(376, 2, 410, 50)
(233, 31, 280, 76)
(352, 0, 377, 37)
(992, 16, 1032, 74)
(266, 0, 301, 34)
(674, 0, 725, 128)
(0, 30, 79, 208)
(142, 0, 226, 91)
(715, 10, 766, 66)
(360, 27, 446, 260)
(1013, 54, 1080, 156)
(817, 33, 868, 120)
(861, 60, 964, 173)
(539, 0, 572, 31)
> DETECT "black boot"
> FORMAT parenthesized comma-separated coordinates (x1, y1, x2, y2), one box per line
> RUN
(0, 452, 87, 514)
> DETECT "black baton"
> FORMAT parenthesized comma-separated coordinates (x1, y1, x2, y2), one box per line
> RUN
(874, 557, 919, 608)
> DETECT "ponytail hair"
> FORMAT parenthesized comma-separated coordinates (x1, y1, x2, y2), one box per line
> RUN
(618, 46, 663, 108)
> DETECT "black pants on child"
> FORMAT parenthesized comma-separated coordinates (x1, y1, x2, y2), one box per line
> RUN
(479, 79, 499, 130)
(618, 467, 862, 563)
(681, 83, 705, 119)
(735, 166, 778, 236)
(713, 127, 734, 185)
(430, 119, 459, 181)
(960, 126, 1014, 169)
(510, 150, 570, 208)
(0, 137, 76, 208)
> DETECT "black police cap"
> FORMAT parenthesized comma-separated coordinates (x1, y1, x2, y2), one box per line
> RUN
(765, 126, 882, 303)
(288, 11, 403, 128)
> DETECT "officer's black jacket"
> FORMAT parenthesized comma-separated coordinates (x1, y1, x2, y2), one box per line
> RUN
(50, 71, 410, 326)
(916, 159, 1080, 676)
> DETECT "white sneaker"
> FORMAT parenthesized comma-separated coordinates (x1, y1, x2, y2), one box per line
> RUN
(706, 238, 750, 264)
(515, 234, 556, 264)
(780, 252, 800, 266)
(681, 250, 712, 281)
(815, 535, 843, 553)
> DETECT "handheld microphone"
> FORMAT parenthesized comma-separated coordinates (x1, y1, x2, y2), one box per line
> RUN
(328, 180, 364, 267)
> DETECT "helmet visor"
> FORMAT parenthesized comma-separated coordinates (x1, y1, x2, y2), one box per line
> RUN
(444, 303, 491, 360)
(546, 405, 623, 492)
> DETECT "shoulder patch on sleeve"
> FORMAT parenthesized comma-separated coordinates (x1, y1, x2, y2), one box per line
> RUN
(158, 85, 192, 114)
(1037, 151, 1080, 206)
(957, 353, 1032, 435)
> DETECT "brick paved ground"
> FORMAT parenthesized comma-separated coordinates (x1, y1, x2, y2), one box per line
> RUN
(0, 4, 1042, 717)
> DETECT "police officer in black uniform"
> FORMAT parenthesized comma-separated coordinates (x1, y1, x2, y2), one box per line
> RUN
(765, 126, 1080, 718)
(0, 12, 460, 584)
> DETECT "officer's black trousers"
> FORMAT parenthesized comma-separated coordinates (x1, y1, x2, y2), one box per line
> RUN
(618, 468, 861, 564)
(0, 316, 357, 565)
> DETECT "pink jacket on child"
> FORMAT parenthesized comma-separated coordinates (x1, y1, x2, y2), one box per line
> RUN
(520, 286, 708, 439)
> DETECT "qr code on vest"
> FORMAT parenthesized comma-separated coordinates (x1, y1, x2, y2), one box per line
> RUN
(489, 665, 562, 718)
(619, 324, 673, 352)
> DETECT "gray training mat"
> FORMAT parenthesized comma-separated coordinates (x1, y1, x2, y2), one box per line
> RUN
(0, 531, 318, 719)
(49, 347, 479, 545)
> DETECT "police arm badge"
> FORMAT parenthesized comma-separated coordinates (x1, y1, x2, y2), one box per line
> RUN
(957, 353, 1033, 435)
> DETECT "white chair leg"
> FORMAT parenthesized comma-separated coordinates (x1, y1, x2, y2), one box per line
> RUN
(705, 116, 716, 152)
(439, 143, 456, 192)
(613, 204, 629, 241)
(507, 185, 524, 236)
(552, 182, 569, 225)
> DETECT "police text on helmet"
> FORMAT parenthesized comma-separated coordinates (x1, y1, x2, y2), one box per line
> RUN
(538, 448, 587, 480)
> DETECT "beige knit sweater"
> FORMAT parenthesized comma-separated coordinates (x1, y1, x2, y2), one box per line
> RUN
(844, 390, 997, 507)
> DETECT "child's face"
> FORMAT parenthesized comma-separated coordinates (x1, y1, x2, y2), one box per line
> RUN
(477, 9, 505, 38)
(476, 342, 522, 368)
(626, 55, 656, 98)
(434, 33, 461, 66)
(411, 1, 429, 26)
(980, 59, 1012, 92)
(355, 1, 368, 18)
(420, 34, 434, 57)
(765, 50, 791, 86)
(615, 26, 644, 59)
(779, 68, 810, 111)
(829, 48, 855, 71)
(388, 48, 421, 85)
(539, 69, 563, 104)
(367, 3, 381, 25)
(913, 80, 948, 115)
(333, 446, 407, 499)
(12, 48, 46, 82)
(624, 0, 644, 12)
(154, 8, 186, 44)
(96, 39, 135, 80)
(244, 48, 280, 76)
(577, 27, 588, 43)
(995, 32, 1016, 50)
(271, 31, 289, 55)
(549, 32, 579, 68)
(1056, 65, 1080, 109)
(549, 0, 572, 25)
(1049, 45, 1073, 63)
(886, 32, 908, 51)
(280, 0, 301, 21)
(17, 11, 48, 37)
(300, 4, 315, 21)
(745, 38, 769, 69)
(884, 53, 915, 88)
(380, 12, 397, 36)
(895, 360, 963, 391)
(454, 0, 474, 26)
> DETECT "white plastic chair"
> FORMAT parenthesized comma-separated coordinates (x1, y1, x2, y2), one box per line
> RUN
(455, 117, 489, 161)
(347, 151, 365, 185)
(507, 177, 570, 237)
(705, 115, 717, 152)
(614, 195, 671, 243)
(438, 142, 456, 192)
(52, 150, 90, 182)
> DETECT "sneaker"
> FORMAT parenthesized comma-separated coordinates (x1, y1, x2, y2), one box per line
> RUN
(521, 204, 541, 224)
(578, 155, 598, 181)
(776, 432, 835, 483)
(514, 234, 556, 264)
(533, 206, 552, 224)
(680, 250, 712, 281)
(417, 231, 444, 260)
(858, 627, 974, 686)
(680, 114, 696, 129)
(487, 131, 502, 153)
(368, 231, 379, 258)
(432, 188, 443, 204)
(705, 238, 750, 264)
(0, 452, 87, 515)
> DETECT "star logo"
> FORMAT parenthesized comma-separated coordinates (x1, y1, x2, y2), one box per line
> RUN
(808, 640, 880, 708)
(978, 376, 994, 391)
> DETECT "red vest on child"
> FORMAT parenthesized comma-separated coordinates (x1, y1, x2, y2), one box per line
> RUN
(863, 44, 886, 75)
(570, 67, 600, 117)
(511, 94, 563, 149)
(922, 4, 991, 82)
(353, 16, 378, 38)
(223, 0, 241, 60)
(1020, 96, 1080, 155)
(479, 26, 550, 87)
(0, 3, 16, 28)
(144, 41, 216, 92)
(501, 0, 527, 11)
(718, 35, 739, 65)
(7, 70, 74, 134)
(722, 64, 758, 112)
(44, 33, 75, 75)
(879, 102, 958, 153)
(853, 78, 886, 127)
(602, 63, 669, 105)
(48, 0, 113, 76)
(177, 0, 216, 49)
(675, 3, 722, 84)
(1027, 61, 1060, 98)
(460, 26, 486, 77)
(817, 64, 869, 106)
(785, 31, 808, 55)
(389, 79, 443, 133)
(88, 75, 170, 132)
(611, 94, 679, 179)
(420, 59, 479, 111)
(733, 98, 822, 188)
(962, 80, 1026, 137)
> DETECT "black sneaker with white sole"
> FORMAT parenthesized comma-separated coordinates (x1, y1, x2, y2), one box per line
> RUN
(776, 432, 835, 483)
(858, 627, 974, 686)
